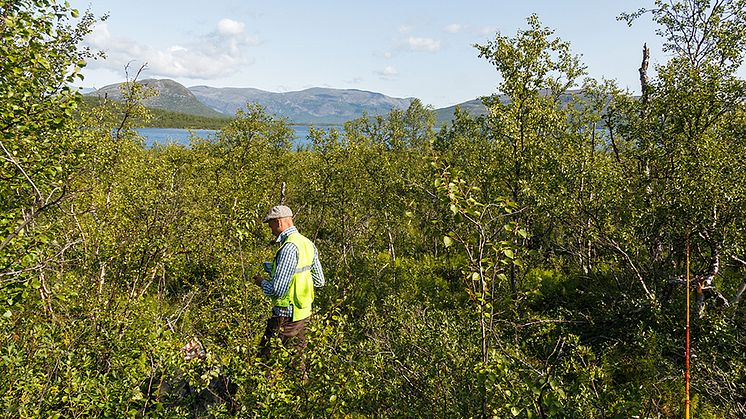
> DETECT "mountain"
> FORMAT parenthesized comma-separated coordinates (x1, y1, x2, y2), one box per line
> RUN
(76, 87, 97, 94)
(88, 79, 226, 118)
(86, 78, 590, 128)
(434, 98, 487, 126)
(189, 85, 415, 124)
(434, 90, 590, 126)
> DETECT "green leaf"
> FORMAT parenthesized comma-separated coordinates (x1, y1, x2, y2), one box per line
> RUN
(443, 236, 454, 248)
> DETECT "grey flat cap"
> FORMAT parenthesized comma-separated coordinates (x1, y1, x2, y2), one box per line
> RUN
(263, 205, 293, 222)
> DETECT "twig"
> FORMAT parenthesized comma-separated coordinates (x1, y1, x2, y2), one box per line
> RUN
(0, 187, 69, 253)
(114, 62, 148, 141)
(0, 138, 41, 200)
(517, 319, 585, 329)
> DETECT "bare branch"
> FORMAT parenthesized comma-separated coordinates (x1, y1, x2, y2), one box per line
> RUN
(601, 236, 655, 301)
(639, 43, 650, 105)
(0, 187, 69, 253)
(114, 62, 148, 141)
(733, 274, 746, 306)
(0, 138, 41, 200)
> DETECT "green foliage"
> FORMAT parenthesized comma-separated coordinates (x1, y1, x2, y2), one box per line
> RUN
(612, 0, 746, 320)
(2, 1, 746, 417)
(81, 96, 231, 130)
(0, 0, 101, 316)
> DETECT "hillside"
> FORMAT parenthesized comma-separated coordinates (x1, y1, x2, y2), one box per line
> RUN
(189, 85, 415, 124)
(434, 90, 594, 126)
(88, 79, 226, 118)
(80, 96, 231, 130)
(434, 98, 487, 126)
(86, 79, 594, 128)
(89, 79, 418, 124)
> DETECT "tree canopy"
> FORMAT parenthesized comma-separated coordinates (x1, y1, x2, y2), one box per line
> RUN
(1, 1, 745, 417)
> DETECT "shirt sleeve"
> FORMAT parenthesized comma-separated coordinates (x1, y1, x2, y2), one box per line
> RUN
(311, 244, 325, 287)
(260, 242, 298, 298)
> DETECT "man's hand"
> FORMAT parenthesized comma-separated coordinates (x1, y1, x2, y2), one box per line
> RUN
(253, 275, 265, 286)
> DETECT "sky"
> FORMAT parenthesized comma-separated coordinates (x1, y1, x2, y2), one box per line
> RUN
(69, 1, 690, 109)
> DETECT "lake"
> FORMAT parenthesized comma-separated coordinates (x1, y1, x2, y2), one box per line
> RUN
(135, 125, 337, 149)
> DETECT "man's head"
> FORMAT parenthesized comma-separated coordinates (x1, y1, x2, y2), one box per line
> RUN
(263, 205, 294, 237)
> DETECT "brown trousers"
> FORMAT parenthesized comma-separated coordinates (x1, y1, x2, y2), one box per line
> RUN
(258, 315, 309, 361)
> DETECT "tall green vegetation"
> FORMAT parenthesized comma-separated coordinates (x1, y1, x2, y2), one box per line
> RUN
(1, 0, 99, 315)
(1, 0, 745, 417)
(81, 96, 232, 130)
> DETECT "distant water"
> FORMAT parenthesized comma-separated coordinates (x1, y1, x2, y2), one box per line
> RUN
(135, 125, 339, 149)
(136, 128, 218, 148)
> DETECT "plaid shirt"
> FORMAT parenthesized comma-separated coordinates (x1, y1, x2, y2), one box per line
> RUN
(260, 226, 325, 317)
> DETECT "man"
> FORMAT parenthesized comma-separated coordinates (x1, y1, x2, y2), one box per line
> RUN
(253, 205, 324, 364)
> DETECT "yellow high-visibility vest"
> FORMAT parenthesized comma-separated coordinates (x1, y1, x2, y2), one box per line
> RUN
(271, 232, 315, 321)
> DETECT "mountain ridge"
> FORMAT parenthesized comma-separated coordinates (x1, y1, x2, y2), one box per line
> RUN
(87, 79, 442, 125)
(89, 79, 226, 118)
(91, 78, 579, 126)
(188, 85, 416, 124)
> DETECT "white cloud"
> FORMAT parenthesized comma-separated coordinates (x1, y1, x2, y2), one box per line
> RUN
(217, 18, 245, 36)
(377, 65, 398, 78)
(406, 37, 441, 52)
(383, 51, 393, 59)
(398, 25, 413, 34)
(478, 26, 497, 36)
(87, 21, 112, 46)
(83, 19, 260, 80)
(445, 23, 463, 34)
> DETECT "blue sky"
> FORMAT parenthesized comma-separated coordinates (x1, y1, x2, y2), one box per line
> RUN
(71, 1, 685, 108)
